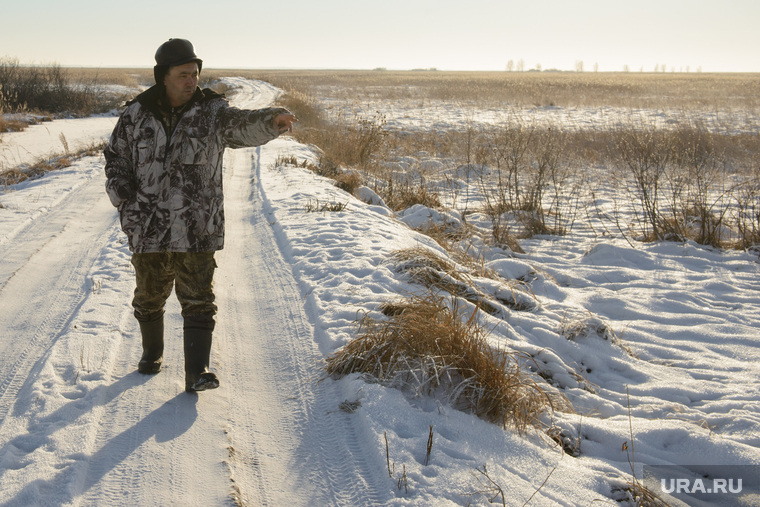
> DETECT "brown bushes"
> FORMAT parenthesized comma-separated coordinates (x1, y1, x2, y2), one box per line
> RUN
(0, 58, 122, 116)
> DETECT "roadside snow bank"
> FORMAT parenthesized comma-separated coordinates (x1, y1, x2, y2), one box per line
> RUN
(255, 132, 760, 505)
(0, 116, 117, 170)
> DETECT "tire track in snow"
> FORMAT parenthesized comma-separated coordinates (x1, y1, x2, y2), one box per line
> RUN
(70, 267, 231, 506)
(0, 168, 118, 424)
(0, 161, 231, 505)
(214, 144, 387, 506)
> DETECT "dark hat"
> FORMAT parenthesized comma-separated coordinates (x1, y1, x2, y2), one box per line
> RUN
(153, 38, 203, 83)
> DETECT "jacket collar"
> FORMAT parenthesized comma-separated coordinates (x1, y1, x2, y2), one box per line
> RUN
(126, 85, 224, 113)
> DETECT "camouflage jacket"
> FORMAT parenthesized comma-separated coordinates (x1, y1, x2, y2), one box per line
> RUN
(104, 85, 288, 253)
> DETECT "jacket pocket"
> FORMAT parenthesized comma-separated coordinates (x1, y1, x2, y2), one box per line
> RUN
(179, 127, 210, 165)
(136, 139, 155, 166)
(134, 125, 158, 166)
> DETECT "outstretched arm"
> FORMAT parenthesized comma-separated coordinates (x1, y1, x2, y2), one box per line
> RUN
(220, 106, 296, 149)
(273, 113, 297, 133)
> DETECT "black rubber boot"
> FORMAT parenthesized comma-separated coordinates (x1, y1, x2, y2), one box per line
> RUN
(184, 316, 219, 392)
(137, 314, 164, 374)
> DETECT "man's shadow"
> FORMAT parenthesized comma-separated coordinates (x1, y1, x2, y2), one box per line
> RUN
(2, 372, 148, 465)
(1, 374, 198, 506)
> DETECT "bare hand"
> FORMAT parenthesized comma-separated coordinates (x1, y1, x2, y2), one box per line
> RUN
(274, 113, 297, 133)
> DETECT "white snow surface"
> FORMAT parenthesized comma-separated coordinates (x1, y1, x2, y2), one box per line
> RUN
(0, 78, 758, 506)
(0, 115, 119, 170)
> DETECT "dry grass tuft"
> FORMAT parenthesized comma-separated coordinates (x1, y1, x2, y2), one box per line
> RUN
(381, 177, 442, 212)
(392, 247, 467, 284)
(611, 480, 673, 507)
(390, 247, 536, 313)
(326, 293, 561, 431)
(275, 153, 364, 197)
(333, 170, 363, 195)
(390, 247, 500, 312)
(420, 224, 500, 279)
(0, 168, 30, 186)
(292, 105, 387, 173)
(309, 159, 364, 195)
(304, 198, 349, 213)
(1, 141, 106, 186)
(559, 311, 633, 356)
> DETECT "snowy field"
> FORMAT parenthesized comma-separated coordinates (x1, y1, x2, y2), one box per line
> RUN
(0, 77, 758, 506)
(318, 95, 760, 136)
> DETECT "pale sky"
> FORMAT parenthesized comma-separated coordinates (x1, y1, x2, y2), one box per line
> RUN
(1, 0, 758, 72)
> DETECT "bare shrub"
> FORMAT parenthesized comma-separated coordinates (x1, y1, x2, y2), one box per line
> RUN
(611, 118, 740, 247)
(0, 168, 29, 186)
(734, 177, 760, 250)
(491, 215, 525, 254)
(668, 122, 733, 248)
(381, 176, 441, 211)
(326, 293, 560, 431)
(484, 121, 534, 215)
(392, 247, 468, 283)
(478, 120, 575, 238)
(332, 170, 363, 195)
(0, 81, 30, 132)
(0, 58, 121, 116)
(279, 153, 363, 196)
(612, 120, 674, 241)
(419, 224, 504, 279)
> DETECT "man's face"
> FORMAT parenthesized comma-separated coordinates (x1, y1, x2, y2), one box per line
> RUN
(163, 62, 199, 108)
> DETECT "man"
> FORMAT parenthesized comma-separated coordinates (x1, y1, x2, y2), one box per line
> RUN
(104, 38, 296, 392)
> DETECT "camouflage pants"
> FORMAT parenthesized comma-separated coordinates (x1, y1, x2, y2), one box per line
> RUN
(130, 252, 217, 322)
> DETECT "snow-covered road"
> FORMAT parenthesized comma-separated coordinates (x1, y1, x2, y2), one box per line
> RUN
(0, 79, 381, 506)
